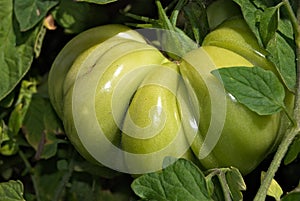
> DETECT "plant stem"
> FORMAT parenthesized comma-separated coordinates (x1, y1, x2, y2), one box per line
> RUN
(254, 1, 300, 200)
(294, 2, 300, 128)
(253, 127, 299, 201)
(51, 150, 75, 201)
(170, 0, 186, 26)
(217, 173, 232, 201)
(283, 107, 296, 126)
(18, 150, 41, 201)
(206, 169, 232, 201)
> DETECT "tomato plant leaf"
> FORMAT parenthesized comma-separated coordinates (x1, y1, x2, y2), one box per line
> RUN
(68, 180, 100, 201)
(73, 158, 121, 179)
(0, 80, 37, 156)
(0, 121, 19, 156)
(266, 32, 296, 92)
(259, 5, 279, 47)
(8, 80, 37, 136)
(252, 0, 278, 9)
(182, 1, 209, 45)
(131, 158, 214, 201)
(233, 0, 263, 46)
(234, 0, 296, 92)
(76, 0, 118, 4)
(211, 66, 285, 115)
(225, 168, 246, 201)
(51, 0, 109, 34)
(0, 0, 40, 101)
(278, 18, 294, 40)
(0, 180, 25, 201)
(35, 168, 65, 201)
(34, 25, 47, 58)
(284, 136, 300, 165)
(0, 92, 15, 108)
(95, 190, 132, 201)
(23, 95, 64, 159)
(66, 179, 131, 201)
(14, 0, 58, 31)
(155, 1, 198, 58)
(281, 192, 300, 201)
(206, 167, 246, 201)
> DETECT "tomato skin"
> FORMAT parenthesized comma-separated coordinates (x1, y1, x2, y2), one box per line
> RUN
(201, 17, 295, 168)
(48, 19, 287, 175)
(48, 25, 148, 165)
(202, 17, 275, 73)
(48, 24, 145, 119)
(180, 46, 281, 174)
(49, 26, 196, 173)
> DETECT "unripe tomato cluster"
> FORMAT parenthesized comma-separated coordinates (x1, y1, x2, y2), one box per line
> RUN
(48, 17, 286, 175)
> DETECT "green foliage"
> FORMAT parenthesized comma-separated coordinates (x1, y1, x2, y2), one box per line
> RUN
(284, 136, 300, 165)
(281, 192, 300, 201)
(266, 32, 296, 92)
(132, 158, 247, 201)
(22, 95, 65, 159)
(132, 158, 214, 201)
(212, 66, 286, 115)
(205, 167, 246, 201)
(259, 5, 279, 47)
(0, 180, 25, 201)
(14, 0, 58, 31)
(51, 0, 109, 34)
(233, 0, 296, 92)
(77, 0, 118, 4)
(181, 0, 209, 45)
(0, 0, 40, 101)
(1, 80, 38, 156)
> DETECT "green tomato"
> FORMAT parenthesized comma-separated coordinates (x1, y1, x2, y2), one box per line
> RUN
(48, 18, 287, 175)
(180, 46, 281, 174)
(49, 27, 195, 174)
(202, 17, 274, 72)
(186, 17, 295, 174)
(48, 25, 148, 165)
(206, 0, 241, 30)
(48, 24, 145, 118)
(201, 17, 294, 155)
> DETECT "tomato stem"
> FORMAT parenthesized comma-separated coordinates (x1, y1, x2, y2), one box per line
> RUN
(294, 2, 300, 129)
(169, 0, 186, 26)
(254, 1, 300, 200)
(18, 150, 41, 201)
(52, 150, 75, 201)
(283, 107, 297, 127)
(217, 172, 232, 201)
(154, 0, 198, 59)
(254, 127, 299, 201)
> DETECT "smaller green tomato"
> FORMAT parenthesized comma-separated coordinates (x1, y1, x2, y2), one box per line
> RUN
(206, 0, 241, 30)
(180, 46, 281, 175)
(202, 17, 275, 72)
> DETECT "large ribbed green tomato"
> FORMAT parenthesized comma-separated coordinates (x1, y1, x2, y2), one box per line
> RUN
(48, 18, 287, 175)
